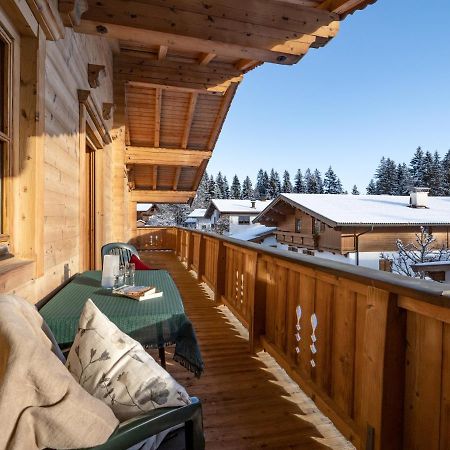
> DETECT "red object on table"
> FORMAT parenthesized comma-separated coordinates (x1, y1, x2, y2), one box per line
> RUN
(130, 254, 156, 270)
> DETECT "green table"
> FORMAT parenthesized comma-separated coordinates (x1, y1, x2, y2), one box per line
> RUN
(39, 270, 204, 376)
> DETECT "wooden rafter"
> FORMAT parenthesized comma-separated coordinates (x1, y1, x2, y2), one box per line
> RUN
(154, 88, 162, 147)
(118, 55, 242, 95)
(131, 190, 196, 203)
(235, 59, 259, 72)
(317, 0, 372, 14)
(158, 45, 168, 60)
(152, 166, 158, 190)
(127, 80, 221, 97)
(125, 147, 211, 166)
(173, 167, 182, 190)
(192, 160, 209, 191)
(199, 53, 216, 66)
(207, 82, 239, 150)
(181, 93, 198, 149)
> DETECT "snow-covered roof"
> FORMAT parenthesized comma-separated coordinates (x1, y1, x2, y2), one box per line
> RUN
(206, 199, 270, 217)
(136, 203, 154, 212)
(187, 208, 207, 218)
(184, 218, 196, 223)
(229, 225, 277, 242)
(412, 261, 450, 269)
(256, 194, 450, 227)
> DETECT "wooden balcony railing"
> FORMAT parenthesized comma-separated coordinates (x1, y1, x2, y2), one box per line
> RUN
(132, 226, 450, 450)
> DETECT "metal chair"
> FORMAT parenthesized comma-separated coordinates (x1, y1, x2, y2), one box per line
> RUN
(101, 243, 140, 267)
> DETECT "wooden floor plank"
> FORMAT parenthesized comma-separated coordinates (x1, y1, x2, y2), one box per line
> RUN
(142, 251, 348, 450)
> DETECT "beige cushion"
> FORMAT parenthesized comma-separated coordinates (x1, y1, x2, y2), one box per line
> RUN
(0, 294, 119, 450)
(66, 299, 190, 422)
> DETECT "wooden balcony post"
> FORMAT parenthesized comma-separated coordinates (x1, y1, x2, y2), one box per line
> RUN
(197, 234, 206, 282)
(187, 230, 194, 268)
(250, 253, 267, 353)
(359, 289, 406, 450)
(213, 239, 226, 302)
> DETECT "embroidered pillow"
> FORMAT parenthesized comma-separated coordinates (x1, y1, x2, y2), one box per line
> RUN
(66, 299, 190, 422)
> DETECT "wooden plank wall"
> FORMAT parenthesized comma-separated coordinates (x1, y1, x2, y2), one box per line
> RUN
(137, 227, 450, 450)
(9, 25, 117, 301)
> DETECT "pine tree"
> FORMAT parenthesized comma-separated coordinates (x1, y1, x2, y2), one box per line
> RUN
(396, 163, 411, 195)
(215, 172, 225, 198)
(230, 175, 242, 199)
(293, 169, 305, 193)
(268, 169, 281, 198)
(241, 176, 254, 199)
(255, 169, 267, 200)
(409, 146, 425, 186)
(375, 157, 397, 194)
(305, 169, 314, 193)
(366, 179, 377, 194)
(351, 185, 360, 195)
(281, 170, 293, 193)
(422, 151, 435, 191)
(431, 151, 445, 196)
(314, 169, 324, 193)
(442, 150, 450, 195)
(323, 166, 344, 194)
(223, 176, 230, 199)
(207, 174, 216, 200)
(192, 171, 210, 208)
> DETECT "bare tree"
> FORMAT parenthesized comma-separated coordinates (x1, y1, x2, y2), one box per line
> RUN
(381, 227, 450, 278)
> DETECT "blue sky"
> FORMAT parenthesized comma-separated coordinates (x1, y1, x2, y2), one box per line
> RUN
(208, 0, 450, 192)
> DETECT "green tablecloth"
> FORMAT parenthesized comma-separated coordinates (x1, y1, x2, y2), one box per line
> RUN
(39, 270, 203, 376)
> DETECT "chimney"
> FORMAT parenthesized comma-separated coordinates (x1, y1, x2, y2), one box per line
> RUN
(251, 200, 256, 209)
(409, 187, 429, 208)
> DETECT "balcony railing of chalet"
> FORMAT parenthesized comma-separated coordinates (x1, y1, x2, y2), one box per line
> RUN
(130, 227, 450, 450)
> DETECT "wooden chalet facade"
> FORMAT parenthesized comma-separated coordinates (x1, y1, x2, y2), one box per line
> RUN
(0, 0, 375, 301)
(255, 193, 450, 267)
(4, 2, 450, 450)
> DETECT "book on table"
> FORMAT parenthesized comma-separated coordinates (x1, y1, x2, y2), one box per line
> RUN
(112, 285, 163, 301)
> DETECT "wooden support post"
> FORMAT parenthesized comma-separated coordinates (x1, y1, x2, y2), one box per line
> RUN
(197, 234, 205, 282)
(213, 240, 226, 303)
(250, 254, 267, 353)
(186, 231, 194, 269)
(359, 289, 406, 450)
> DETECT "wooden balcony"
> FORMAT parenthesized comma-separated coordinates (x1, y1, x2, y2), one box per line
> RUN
(132, 227, 450, 450)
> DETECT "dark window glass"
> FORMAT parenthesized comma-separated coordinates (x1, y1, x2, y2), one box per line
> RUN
(238, 215, 250, 225)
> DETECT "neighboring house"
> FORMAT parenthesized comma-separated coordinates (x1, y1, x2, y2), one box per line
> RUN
(254, 190, 450, 270)
(229, 224, 277, 247)
(205, 199, 271, 235)
(184, 209, 211, 230)
(136, 203, 158, 222)
(411, 261, 450, 282)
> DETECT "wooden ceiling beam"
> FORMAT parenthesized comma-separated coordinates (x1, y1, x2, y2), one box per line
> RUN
(207, 82, 239, 150)
(127, 80, 221, 97)
(154, 87, 162, 147)
(181, 93, 198, 149)
(192, 160, 209, 191)
(131, 190, 196, 204)
(173, 167, 182, 190)
(125, 147, 212, 166)
(152, 166, 158, 190)
(80, 0, 338, 57)
(118, 56, 242, 95)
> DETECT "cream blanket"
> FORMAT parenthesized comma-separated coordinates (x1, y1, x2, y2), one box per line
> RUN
(0, 295, 119, 450)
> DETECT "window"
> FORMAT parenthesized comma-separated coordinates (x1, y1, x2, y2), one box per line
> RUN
(313, 219, 324, 234)
(295, 218, 302, 233)
(0, 31, 11, 244)
(238, 215, 250, 225)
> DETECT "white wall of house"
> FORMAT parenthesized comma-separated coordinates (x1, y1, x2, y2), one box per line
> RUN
(228, 214, 259, 234)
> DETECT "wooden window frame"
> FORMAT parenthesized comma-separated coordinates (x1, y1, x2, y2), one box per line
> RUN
(0, 23, 13, 250)
(295, 218, 302, 233)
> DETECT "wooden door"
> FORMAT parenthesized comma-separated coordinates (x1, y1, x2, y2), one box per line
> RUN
(85, 142, 96, 270)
